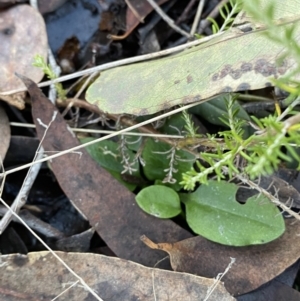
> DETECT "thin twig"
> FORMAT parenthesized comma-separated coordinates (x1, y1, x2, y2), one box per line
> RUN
(204, 257, 235, 301)
(0, 112, 57, 233)
(234, 171, 300, 220)
(0, 0, 63, 234)
(175, 0, 197, 25)
(190, 0, 206, 37)
(198, 0, 229, 34)
(57, 98, 201, 158)
(62, 72, 98, 116)
(277, 96, 300, 122)
(1, 24, 227, 96)
(146, 0, 192, 39)
(10, 122, 184, 138)
(51, 281, 80, 301)
(125, 0, 144, 22)
(0, 101, 204, 178)
(0, 197, 104, 301)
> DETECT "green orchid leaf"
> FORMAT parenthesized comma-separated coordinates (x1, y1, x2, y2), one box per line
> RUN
(142, 138, 195, 191)
(180, 180, 285, 246)
(160, 113, 187, 135)
(189, 95, 250, 126)
(136, 185, 181, 218)
(81, 138, 140, 191)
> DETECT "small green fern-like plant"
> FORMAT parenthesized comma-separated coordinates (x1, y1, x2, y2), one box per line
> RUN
(181, 0, 300, 190)
(32, 55, 66, 100)
(83, 0, 299, 245)
(208, 0, 243, 33)
(181, 94, 300, 190)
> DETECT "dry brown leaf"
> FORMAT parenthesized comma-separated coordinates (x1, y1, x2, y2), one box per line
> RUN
(0, 5, 47, 106)
(0, 92, 26, 110)
(0, 251, 235, 301)
(18, 75, 192, 267)
(0, 105, 10, 162)
(142, 218, 300, 296)
(238, 282, 300, 301)
(111, 0, 170, 40)
(236, 259, 300, 300)
(0, 0, 26, 9)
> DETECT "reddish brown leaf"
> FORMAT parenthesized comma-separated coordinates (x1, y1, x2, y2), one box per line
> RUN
(0, 251, 235, 301)
(19, 75, 192, 266)
(111, 0, 170, 40)
(141, 218, 300, 296)
(38, 0, 68, 14)
(0, 0, 26, 9)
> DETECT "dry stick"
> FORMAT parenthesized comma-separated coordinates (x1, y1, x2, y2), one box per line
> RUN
(61, 72, 98, 117)
(10, 122, 184, 138)
(190, 0, 206, 37)
(56, 98, 202, 157)
(175, 0, 197, 25)
(204, 257, 235, 301)
(0, 101, 204, 178)
(0, 207, 65, 238)
(125, 0, 144, 22)
(0, 0, 63, 234)
(0, 197, 104, 301)
(3, 14, 299, 97)
(146, 0, 192, 39)
(198, 0, 229, 34)
(0, 31, 225, 96)
(0, 112, 57, 233)
(51, 281, 80, 301)
(233, 171, 300, 221)
(277, 97, 300, 122)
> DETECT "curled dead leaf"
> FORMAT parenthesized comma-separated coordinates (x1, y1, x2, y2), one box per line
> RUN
(141, 218, 300, 296)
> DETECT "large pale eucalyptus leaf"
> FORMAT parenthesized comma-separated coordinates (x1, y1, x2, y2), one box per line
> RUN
(86, 0, 300, 115)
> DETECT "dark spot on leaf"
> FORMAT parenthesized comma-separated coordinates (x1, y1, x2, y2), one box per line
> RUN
(162, 101, 172, 110)
(230, 69, 242, 79)
(254, 59, 276, 77)
(182, 96, 191, 104)
(212, 73, 219, 81)
(237, 83, 251, 91)
(220, 86, 233, 93)
(174, 80, 180, 85)
(277, 60, 288, 75)
(12, 255, 29, 267)
(139, 108, 149, 115)
(187, 75, 193, 84)
(241, 63, 252, 72)
(240, 26, 253, 33)
(2, 25, 15, 36)
(194, 94, 201, 101)
(265, 82, 272, 87)
(219, 64, 233, 79)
